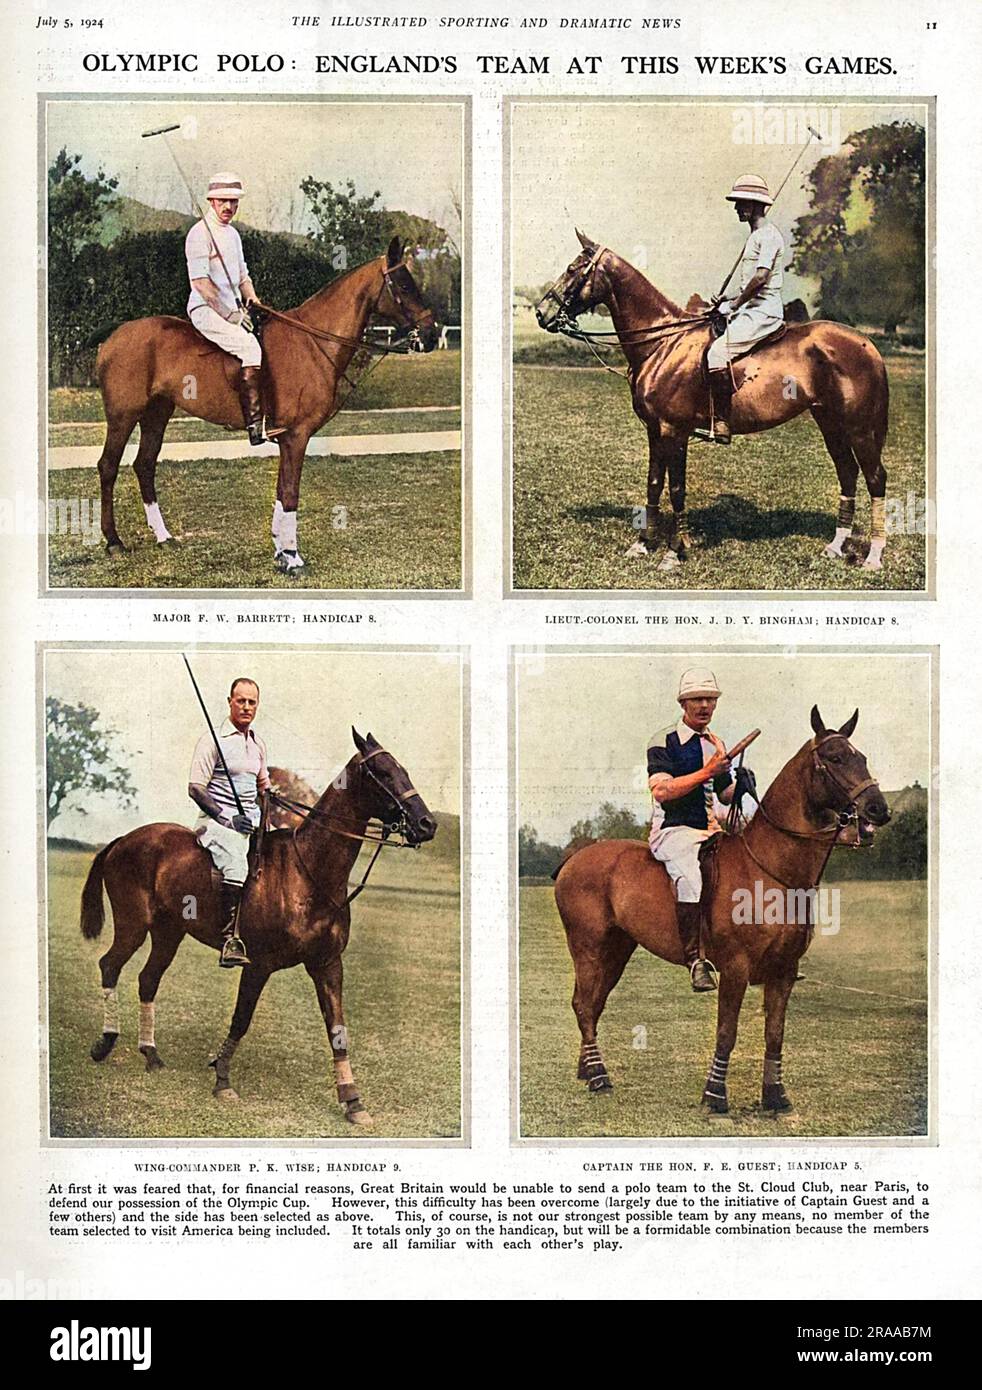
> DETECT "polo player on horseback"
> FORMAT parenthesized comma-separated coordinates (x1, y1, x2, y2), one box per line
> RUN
(185, 173, 266, 447)
(647, 668, 737, 992)
(707, 174, 786, 445)
(188, 676, 270, 968)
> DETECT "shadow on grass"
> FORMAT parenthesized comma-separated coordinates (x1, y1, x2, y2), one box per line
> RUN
(567, 494, 834, 545)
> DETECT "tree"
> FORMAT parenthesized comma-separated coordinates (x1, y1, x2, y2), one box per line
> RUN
(518, 824, 563, 878)
(301, 176, 388, 269)
(47, 149, 120, 383)
(266, 766, 318, 830)
(45, 698, 136, 831)
(791, 121, 925, 337)
(567, 802, 648, 844)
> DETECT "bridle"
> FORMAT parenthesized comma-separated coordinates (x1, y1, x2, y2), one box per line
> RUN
(255, 258, 433, 355)
(534, 245, 715, 377)
(268, 746, 425, 902)
(737, 733, 881, 893)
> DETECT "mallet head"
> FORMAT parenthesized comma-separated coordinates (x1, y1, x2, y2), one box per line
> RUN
(142, 123, 181, 138)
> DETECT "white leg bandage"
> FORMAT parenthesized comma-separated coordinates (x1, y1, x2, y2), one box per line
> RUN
(102, 987, 120, 1035)
(143, 502, 172, 543)
(279, 509, 297, 552)
(271, 499, 284, 549)
(139, 1003, 156, 1049)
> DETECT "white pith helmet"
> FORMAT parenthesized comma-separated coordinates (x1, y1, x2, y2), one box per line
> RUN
(206, 172, 245, 200)
(678, 668, 722, 701)
(725, 174, 774, 206)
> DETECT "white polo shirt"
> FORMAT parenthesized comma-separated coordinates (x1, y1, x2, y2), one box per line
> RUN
(189, 720, 270, 826)
(185, 213, 249, 318)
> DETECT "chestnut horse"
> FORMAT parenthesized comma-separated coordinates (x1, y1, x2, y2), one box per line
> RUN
(93, 238, 437, 573)
(536, 233, 890, 574)
(553, 708, 890, 1115)
(79, 730, 437, 1125)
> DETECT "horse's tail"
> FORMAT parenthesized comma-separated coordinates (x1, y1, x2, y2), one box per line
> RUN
(80, 839, 120, 939)
(85, 322, 123, 350)
(551, 836, 597, 881)
(875, 351, 890, 451)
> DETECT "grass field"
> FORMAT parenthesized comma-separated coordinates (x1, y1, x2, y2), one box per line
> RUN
(519, 879, 928, 1139)
(47, 451, 461, 590)
(46, 352, 462, 590)
(512, 355, 927, 592)
(47, 847, 461, 1141)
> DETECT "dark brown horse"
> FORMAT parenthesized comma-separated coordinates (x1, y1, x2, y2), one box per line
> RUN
(94, 238, 437, 572)
(79, 730, 437, 1125)
(554, 708, 890, 1115)
(536, 234, 890, 574)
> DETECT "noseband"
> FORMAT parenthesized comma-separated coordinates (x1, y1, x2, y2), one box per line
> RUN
(536, 245, 607, 332)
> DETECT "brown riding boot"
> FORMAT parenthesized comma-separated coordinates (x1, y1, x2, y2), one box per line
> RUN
(236, 366, 266, 447)
(676, 901, 717, 992)
(218, 882, 250, 968)
(708, 368, 734, 446)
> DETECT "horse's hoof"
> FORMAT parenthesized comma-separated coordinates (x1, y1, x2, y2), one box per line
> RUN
(761, 1084, 793, 1113)
(90, 1031, 119, 1062)
(823, 544, 845, 561)
(140, 1045, 165, 1073)
(345, 1103, 373, 1127)
(212, 1085, 239, 1102)
(588, 1074, 614, 1093)
(861, 556, 883, 572)
(274, 549, 306, 575)
(624, 539, 650, 559)
(157, 536, 181, 548)
(105, 542, 126, 557)
(657, 549, 681, 573)
(702, 1088, 729, 1114)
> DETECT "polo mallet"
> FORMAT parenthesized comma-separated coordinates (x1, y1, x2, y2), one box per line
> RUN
(142, 122, 243, 310)
(182, 655, 247, 820)
(716, 125, 824, 301)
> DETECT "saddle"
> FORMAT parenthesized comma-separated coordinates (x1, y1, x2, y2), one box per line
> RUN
(700, 319, 788, 392)
(698, 832, 724, 920)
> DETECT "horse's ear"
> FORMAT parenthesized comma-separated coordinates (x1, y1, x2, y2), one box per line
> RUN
(386, 236, 402, 267)
(810, 705, 827, 738)
(839, 709, 859, 739)
(352, 726, 368, 755)
(575, 227, 596, 250)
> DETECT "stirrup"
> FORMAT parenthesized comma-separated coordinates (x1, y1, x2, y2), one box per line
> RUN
(689, 958, 718, 992)
(246, 421, 266, 447)
(219, 935, 250, 968)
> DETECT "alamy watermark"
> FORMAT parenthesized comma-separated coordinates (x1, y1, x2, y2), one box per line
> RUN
(0, 491, 101, 546)
(732, 882, 841, 935)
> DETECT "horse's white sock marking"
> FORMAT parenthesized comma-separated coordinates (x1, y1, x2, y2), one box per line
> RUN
(143, 502, 172, 543)
(102, 987, 119, 1034)
(271, 499, 284, 550)
(139, 1003, 156, 1049)
(827, 527, 850, 555)
(279, 509, 298, 552)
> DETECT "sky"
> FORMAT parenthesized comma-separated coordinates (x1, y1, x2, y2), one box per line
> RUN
(46, 99, 463, 240)
(45, 648, 462, 843)
(511, 100, 926, 311)
(517, 649, 932, 844)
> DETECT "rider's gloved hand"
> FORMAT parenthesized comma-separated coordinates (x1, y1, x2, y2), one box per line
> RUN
(733, 765, 758, 804)
(220, 813, 254, 834)
(716, 299, 734, 317)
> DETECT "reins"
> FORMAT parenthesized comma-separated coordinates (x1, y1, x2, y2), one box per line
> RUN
(254, 260, 430, 356)
(727, 734, 878, 895)
(267, 747, 422, 908)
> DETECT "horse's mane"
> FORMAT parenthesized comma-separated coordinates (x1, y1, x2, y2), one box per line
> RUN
(293, 252, 385, 314)
(603, 249, 684, 319)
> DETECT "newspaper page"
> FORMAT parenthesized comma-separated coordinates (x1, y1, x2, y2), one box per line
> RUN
(1, 0, 978, 1343)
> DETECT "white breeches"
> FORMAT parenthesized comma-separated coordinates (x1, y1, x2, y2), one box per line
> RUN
(194, 817, 251, 886)
(189, 305, 262, 368)
(649, 825, 712, 903)
(706, 305, 784, 371)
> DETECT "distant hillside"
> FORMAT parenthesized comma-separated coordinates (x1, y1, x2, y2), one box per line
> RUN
(96, 196, 448, 252)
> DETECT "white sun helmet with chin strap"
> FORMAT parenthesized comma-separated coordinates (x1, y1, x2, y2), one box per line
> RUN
(725, 174, 774, 206)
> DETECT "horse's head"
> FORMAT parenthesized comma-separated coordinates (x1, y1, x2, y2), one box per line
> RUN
(807, 706, 891, 845)
(375, 237, 439, 352)
(351, 727, 437, 846)
(534, 230, 609, 332)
